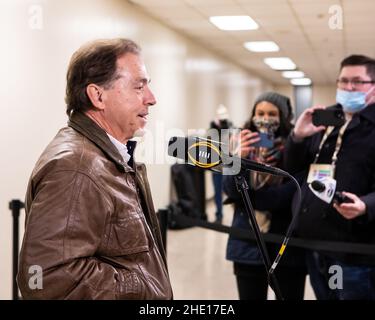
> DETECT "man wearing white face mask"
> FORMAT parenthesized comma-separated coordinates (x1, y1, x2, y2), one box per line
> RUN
(284, 55, 375, 300)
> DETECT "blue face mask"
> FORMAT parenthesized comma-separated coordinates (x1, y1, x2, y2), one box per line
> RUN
(336, 89, 368, 113)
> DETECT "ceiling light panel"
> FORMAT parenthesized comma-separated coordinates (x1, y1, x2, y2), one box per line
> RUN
(244, 41, 279, 52)
(282, 71, 305, 78)
(209, 15, 259, 31)
(264, 57, 296, 70)
(291, 78, 312, 86)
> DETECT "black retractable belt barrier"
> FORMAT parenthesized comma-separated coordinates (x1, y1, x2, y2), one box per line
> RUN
(12, 199, 375, 300)
(169, 209, 375, 256)
(9, 199, 24, 300)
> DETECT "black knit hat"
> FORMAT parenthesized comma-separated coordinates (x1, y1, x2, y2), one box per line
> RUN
(253, 92, 293, 121)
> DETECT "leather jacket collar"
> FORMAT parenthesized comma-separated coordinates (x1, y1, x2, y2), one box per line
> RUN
(68, 111, 137, 172)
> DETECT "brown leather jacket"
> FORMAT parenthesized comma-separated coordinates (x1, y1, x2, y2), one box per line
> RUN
(17, 112, 173, 299)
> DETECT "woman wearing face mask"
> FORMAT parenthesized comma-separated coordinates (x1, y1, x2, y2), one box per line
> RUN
(223, 92, 307, 300)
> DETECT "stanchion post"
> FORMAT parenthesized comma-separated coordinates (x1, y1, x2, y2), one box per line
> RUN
(9, 199, 24, 301)
(234, 174, 284, 300)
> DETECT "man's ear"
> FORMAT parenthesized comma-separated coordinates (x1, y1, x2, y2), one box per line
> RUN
(86, 84, 105, 110)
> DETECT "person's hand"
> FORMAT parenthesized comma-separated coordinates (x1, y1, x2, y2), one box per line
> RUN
(232, 129, 260, 158)
(293, 105, 327, 140)
(263, 137, 284, 166)
(333, 192, 367, 220)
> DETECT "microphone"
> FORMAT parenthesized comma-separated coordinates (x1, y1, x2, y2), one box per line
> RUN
(309, 177, 353, 204)
(167, 136, 290, 177)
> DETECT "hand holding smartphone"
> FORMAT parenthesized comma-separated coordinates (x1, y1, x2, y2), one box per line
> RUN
(312, 106, 345, 127)
(252, 132, 274, 148)
(232, 129, 274, 158)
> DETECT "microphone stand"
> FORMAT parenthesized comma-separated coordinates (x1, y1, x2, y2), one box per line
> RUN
(234, 172, 284, 300)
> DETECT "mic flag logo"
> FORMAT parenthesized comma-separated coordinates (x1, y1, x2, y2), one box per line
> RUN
(187, 140, 221, 169)
(309, 176, 337, 204)
(168, 136, 242, 175)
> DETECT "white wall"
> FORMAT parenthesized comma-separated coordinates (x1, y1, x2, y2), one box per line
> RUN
(274, 85, 336, 121)
(0, 0, 272, 299)
(311, 85, 336, 106)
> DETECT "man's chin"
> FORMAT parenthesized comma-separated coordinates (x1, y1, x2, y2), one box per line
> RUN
(133, 128, 146, 138)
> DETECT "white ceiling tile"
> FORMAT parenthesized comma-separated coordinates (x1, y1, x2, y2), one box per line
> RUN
(256, 18, 300, 29)
(166, 19, 215, 31)
(345, 35, 375, 42)
(130, 0, 184, 6)
(132, 0, 375, 85)
(192, 5, 247, 17)
(290, 2, 333, 16)
(240, 4, 292, 16)
(343, 0, 375, 12)
(288, 0, 338, 3)
(226, 29, 268, 40)
(298, 17, 332, 28)
(186, 28, 230, 38)
(304, 27, 343, 36)
(184, 0, 235, 5)
(141, 6, 202, 20)
(343, 16, 374, 26)
(236, 0, 288, 5)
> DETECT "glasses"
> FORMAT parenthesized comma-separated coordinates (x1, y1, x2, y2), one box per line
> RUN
(337, 78, 375, 89)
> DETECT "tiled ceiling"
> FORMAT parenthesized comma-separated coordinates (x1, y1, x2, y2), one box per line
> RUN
(128, 0, 375, 85)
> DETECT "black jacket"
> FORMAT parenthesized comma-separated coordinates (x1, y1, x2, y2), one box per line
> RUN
(224, 161, 306, 267)
(284, 104, 375, 265)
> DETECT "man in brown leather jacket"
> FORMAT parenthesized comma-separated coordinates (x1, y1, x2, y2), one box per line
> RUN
(17, 39, 173, 299)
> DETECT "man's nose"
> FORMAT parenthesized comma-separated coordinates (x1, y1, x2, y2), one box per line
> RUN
(144, 86, 156, 106)
(344, 81, 357, 91)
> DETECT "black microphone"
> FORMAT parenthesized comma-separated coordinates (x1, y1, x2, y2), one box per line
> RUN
(311, 180, 326, 193)
(310, 179, 353, 204)
(167, 136, 289, 177)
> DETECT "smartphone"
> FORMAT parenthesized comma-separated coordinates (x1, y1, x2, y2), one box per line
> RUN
(252, 132, 274, 148)
(333, 191, 354, 205)
(312, 108, 345, 127)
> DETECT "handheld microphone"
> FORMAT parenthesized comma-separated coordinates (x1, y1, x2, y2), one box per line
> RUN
(168, 136, 305, 283)
(309, 177, 353, 204)
(167, 136, 289, 177)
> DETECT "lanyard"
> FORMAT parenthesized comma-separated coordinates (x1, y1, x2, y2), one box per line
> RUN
(313, 120, 351, 175)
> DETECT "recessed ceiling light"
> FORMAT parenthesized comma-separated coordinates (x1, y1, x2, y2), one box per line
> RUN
(282, 71, 305, 78)
(209, 15, 259, 31)
(244, 41, 279, 52)
(291, 78, 312, 86)
(264, 57, 296, 70)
